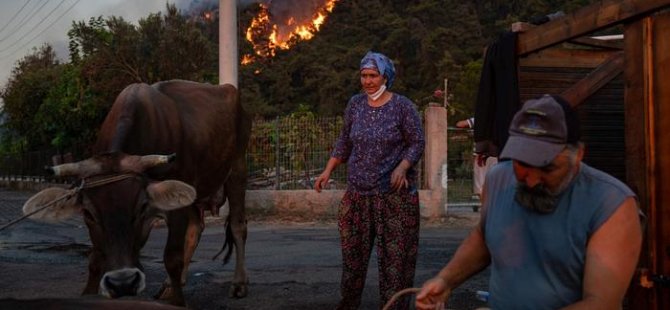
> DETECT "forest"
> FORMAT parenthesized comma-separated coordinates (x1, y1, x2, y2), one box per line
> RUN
(0, 0, 595, 154)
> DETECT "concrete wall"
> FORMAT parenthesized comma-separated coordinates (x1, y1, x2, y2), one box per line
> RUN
(245, 189, 441, 219)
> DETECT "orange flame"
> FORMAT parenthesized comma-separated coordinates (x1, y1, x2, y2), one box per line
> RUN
(241, 54, 254, 65)
(244, 0, 338, 64)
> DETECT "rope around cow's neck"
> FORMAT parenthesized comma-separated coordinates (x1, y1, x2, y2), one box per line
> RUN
(0, 173, 137, 232)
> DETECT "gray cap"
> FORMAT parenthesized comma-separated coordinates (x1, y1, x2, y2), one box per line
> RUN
(500, 95, 580, 167)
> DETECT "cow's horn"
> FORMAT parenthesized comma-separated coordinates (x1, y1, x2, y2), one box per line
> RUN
(139, 154, 175, 168)
(49, 162, 82, 177)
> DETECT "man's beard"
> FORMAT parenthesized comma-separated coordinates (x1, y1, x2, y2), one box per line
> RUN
(515, 183, 559, 214)
(514, 167, 577, 214)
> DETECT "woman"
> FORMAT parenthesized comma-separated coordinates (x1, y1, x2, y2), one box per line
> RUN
(314, 51, 425, 310)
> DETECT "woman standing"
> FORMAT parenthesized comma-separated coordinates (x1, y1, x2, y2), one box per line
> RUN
(314, 51, 425, 310)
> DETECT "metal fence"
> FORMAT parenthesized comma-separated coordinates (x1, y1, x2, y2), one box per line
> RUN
(247, 115, 347, 190)
(446, 128, 478, 205)
(0, 118, 478, 203)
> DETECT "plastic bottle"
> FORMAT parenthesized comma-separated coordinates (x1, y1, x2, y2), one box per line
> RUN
(475, 290, 490, 302)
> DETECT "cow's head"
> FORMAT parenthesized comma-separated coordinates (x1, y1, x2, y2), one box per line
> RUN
(22, 152, 196, 298)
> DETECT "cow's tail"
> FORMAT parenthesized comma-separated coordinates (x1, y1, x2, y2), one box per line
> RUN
(212, 218, 234, 264)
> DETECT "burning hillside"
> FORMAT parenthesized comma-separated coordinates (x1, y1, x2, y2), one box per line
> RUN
(179, 0, 338, 64)
(243, 0, 338, 63)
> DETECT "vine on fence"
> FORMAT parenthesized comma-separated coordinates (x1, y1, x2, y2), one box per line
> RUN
(247, 108, 344, 190)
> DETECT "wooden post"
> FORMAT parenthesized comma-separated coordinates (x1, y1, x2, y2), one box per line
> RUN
(649, 11, 670, 309)
(625, 11, 670, 310)
(624, 16, 654, 310)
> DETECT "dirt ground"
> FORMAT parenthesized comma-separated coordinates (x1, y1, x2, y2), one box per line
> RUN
(0, 187, 488, 310)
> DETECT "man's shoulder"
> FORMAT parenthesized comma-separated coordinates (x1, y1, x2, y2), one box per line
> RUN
(485, 160, 515, 187)
(579, 163, 635, 197)
(488, 160, 512, 176)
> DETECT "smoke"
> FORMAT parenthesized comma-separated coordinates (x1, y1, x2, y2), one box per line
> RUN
(0, 0, 336, 86)
(174, 0, 266, 14)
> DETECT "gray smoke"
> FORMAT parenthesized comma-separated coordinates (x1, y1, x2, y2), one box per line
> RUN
(174, 0, 268, 14)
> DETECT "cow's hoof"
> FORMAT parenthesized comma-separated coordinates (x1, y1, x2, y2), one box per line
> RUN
(228, 282, 248, 298)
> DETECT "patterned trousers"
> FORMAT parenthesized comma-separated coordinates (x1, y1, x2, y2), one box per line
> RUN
(336, 189, 420, 310)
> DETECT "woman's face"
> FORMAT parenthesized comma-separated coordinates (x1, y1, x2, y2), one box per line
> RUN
(360, 68, 387, 95)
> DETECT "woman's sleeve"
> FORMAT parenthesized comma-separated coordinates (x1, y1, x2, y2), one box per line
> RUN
(400, 100, 425, 164)
(331, 98, 354, 161)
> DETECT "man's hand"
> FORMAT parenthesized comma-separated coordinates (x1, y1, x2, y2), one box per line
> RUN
(415, 277, 451, 310)
(476, 153, 489, 167)
(455, 119, 470, 128)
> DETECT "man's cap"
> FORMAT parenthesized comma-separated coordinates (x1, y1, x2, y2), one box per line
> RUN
(500, 94, 580, 167)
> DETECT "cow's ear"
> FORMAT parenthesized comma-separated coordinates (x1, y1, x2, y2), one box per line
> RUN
(23, 187, 80, 222)
(147, 180, 196, 211)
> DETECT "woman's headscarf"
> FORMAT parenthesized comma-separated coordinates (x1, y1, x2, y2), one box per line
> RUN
(360, 51, 396, 88)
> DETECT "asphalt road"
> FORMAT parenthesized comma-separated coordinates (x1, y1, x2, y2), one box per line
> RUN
(0, 187, 489, 310)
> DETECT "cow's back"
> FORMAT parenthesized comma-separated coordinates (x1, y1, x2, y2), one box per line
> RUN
(94, 80, 247, 198)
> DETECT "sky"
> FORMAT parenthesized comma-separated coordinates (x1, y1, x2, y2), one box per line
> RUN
(0, 0, 184, 90)
(0, 0, 318, 95)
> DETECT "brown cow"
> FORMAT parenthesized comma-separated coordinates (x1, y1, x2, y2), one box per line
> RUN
(21, 80, 251, 306)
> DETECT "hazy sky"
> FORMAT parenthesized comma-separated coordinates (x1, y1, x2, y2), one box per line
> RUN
(0, 0, 179, 89)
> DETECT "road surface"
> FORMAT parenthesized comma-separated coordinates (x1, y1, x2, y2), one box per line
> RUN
(0, 187, 489, 309)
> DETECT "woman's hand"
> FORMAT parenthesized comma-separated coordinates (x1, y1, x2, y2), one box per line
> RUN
(315, 158, 342, 192)
(314, 171, 330, 192)
(415, 277, 451, 310)
(391, 160, 411, 192)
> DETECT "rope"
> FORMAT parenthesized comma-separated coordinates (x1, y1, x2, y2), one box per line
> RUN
(82, 173, 136, 188)
(382, 287, 422, 310)
(0, 173, 137, 232)
(0, 187, 80, 232)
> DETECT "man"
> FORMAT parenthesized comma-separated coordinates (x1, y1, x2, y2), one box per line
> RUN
(416, 95, 642, 309)
(455, 117, 498, 202)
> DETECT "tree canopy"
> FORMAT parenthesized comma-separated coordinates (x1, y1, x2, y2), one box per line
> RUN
(0, 0, 596, 154)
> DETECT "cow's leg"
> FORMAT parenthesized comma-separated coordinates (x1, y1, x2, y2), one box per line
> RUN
(226, 160, 248, 298)
(83, 249, 104, 295)
(180, 206, 204, 285)
(155, 209, 188, 306)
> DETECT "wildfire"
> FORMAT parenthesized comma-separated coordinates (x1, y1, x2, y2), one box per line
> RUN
(243, 0, 338, 64)
(241, 54, 254, 65)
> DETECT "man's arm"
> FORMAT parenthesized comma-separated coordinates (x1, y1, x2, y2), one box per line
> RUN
(456, 117, 475, 129)
(415, 216, 491, 309)
(561, 197, 642, 310)
(437, 223, 491, 287)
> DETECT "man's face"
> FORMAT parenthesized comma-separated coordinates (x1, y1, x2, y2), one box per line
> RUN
(512, 146, 583, 213)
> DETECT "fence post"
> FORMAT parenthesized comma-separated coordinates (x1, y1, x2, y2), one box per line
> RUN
(275, 116, 280, 190)
(422, 105, 448, 219)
